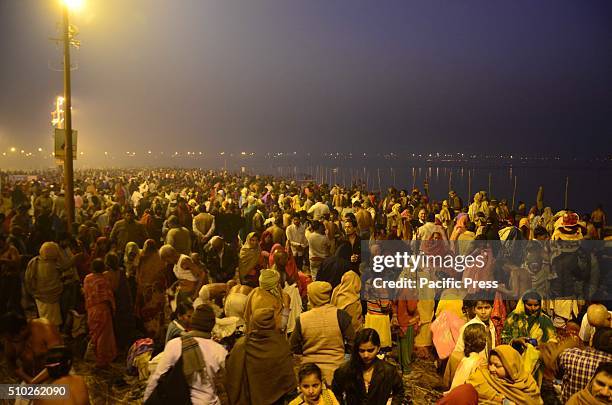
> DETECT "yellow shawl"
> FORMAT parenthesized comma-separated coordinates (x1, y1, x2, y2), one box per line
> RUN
(566, 384, 609, 405)
(239, 232, 261, 280)
(330, 271, 361, 310)
(467, 345, 542, 405)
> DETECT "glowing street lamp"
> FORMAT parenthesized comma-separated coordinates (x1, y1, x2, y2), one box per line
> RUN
(51, 96, 65, 127)
(62, 0, 84, 11)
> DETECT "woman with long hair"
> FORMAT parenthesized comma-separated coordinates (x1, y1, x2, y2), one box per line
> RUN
(331, 328, 404, 404)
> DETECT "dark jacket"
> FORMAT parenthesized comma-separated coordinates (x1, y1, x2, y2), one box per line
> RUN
(204, 243, 238, 283)
(331, 358, 405, 405)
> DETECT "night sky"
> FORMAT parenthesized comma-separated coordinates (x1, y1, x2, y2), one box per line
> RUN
(0, 0, 611, 157)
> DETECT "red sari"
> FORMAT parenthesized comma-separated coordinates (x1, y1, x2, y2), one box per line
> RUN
(269, 244, 310, 297)
(83, 273, 117, 367)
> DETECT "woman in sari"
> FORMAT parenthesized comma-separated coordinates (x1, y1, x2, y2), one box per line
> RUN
(330, 270, 362, 333)
(83, 259, 116, 368)
(238, 232, 265, 286)
(259, 230, 274, 255)
(467, 345, 543, 404)
(501, 290, 557, 345)
(135, 239, 167, 340)
(103, 252, 134, 349)
(450, 213, 469, 241)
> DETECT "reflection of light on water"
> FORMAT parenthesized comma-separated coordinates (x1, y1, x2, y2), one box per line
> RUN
(436, 167, 439, 180)
(509, 167, 513, 181)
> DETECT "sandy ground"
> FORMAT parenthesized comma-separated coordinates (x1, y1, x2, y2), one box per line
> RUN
(0, 339, 445, 405)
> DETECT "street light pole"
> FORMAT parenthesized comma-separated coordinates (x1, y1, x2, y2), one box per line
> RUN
(62, 4, 75, 233)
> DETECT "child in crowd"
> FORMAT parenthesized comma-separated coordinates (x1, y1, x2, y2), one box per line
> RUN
(289, 363, 339, 405)
(448, 323, 488, 391)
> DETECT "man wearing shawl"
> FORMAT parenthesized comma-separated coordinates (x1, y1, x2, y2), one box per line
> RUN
(290, 281, 355, 385)
(226, 308, 296, 405)
(567, 362, 612, 404)
(244, 269, 290, 333)
(467, 345, 543, 404)
(25, 242, 64, 326)
(501, 290, 557, 345)
(144, 304, 228, 404)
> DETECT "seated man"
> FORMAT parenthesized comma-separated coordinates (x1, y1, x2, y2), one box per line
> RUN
(559, 327, 612, 403)
(160, 244, 205, 306)
(0, 312, 63, 383)
(567, 362, 612, 405)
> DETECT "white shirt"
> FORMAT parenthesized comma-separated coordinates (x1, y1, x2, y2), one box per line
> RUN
(306, 231, 331, 260)
(308, 202, 330, 221)
(131, 190, 143, 207)
(283, 283, 302, 334)
(173, 254, 197, 282)
(579, 311, 612, 344)
(286, 223, 308, 256)
(144, 336, 227, 405)
(453, 316, 496, 360)
(449, 352, 483, 392)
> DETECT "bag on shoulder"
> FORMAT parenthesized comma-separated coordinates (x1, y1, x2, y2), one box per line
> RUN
(144, 352, 192, 405)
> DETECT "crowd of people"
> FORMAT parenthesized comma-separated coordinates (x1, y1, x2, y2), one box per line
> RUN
(0, 167, 610, 404)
